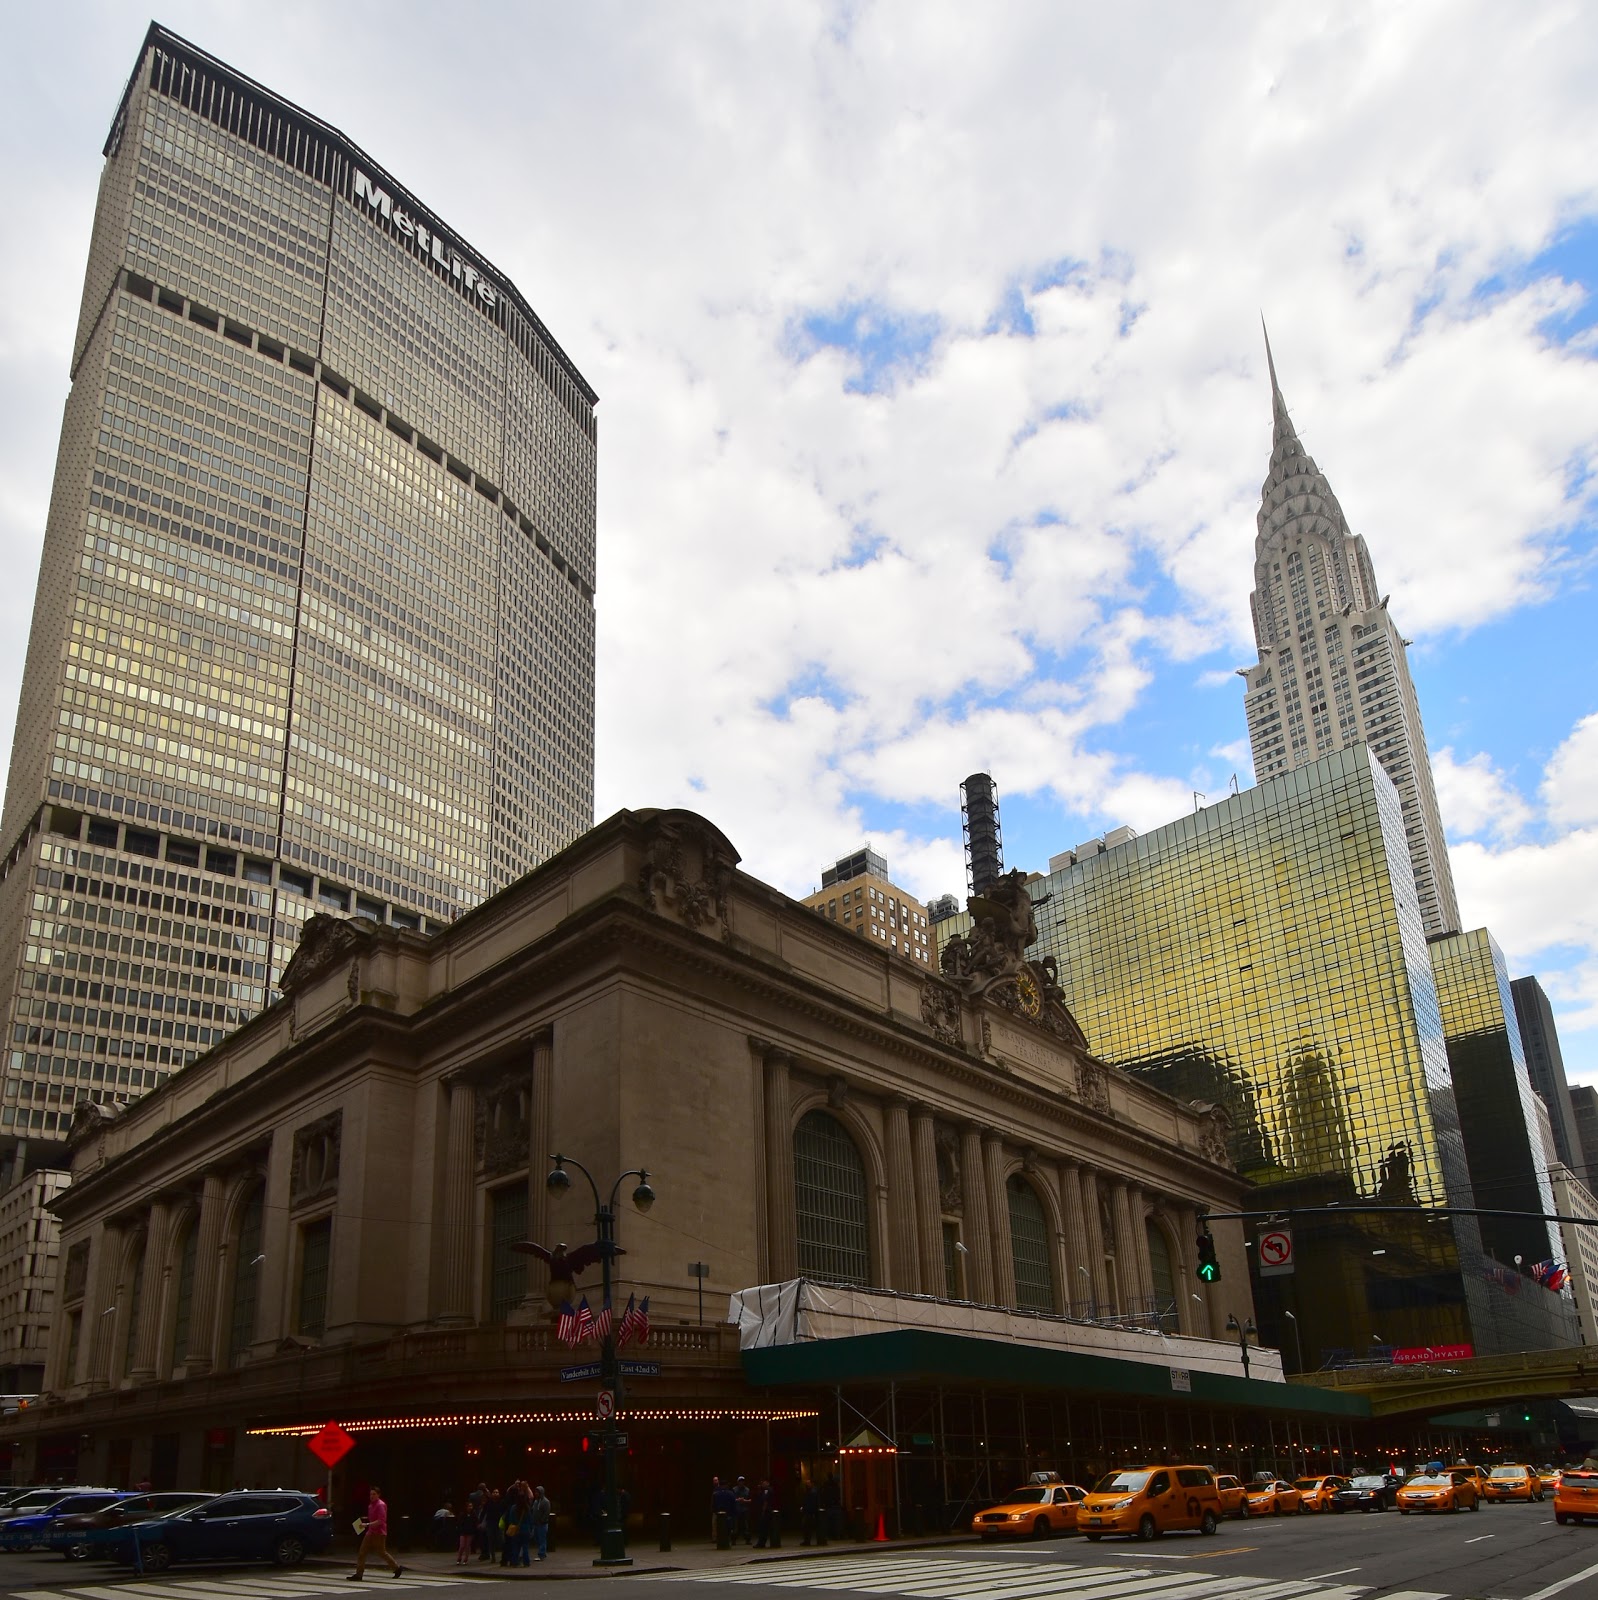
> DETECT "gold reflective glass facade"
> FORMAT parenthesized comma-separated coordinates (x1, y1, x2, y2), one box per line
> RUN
(0, 27, 597, 1135)
(1030, 747, 1571, 1358)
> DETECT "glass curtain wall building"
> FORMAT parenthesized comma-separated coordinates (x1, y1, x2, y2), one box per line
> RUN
(0, 25, 597, 1135)
(1027, 746, 1565, 1361)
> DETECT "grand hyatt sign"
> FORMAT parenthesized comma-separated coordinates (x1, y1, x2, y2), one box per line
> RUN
(351, 169, 499, 310)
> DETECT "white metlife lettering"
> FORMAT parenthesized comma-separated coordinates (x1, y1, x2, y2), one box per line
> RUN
(352, 169, 498, 309)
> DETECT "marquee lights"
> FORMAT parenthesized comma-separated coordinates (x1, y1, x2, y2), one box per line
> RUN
(248, 1406, 819, 1438)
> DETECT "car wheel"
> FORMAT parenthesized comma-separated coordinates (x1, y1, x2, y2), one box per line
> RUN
(273, 1535, 305, 1567)
(1200, 1511, 1217, 1536)
(1033, 1517, 1050, 1540)
(140, 1542, 172, 1573)
(1085, 1532, 1102, 1543)
(1556, 1512, 1568, 1525)
(1469, 1497, 1479, 1512)
(1399, 1509, 1409, 1515)
(1137, 1514, 1157, 1542)
(65, 1544, 91, 1562)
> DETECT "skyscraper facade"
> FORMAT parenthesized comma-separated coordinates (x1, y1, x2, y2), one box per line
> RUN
(1026, 747, 1573, 1359)
(1240, 338, 1460, 937)
(1511, 975, 1580, 1172)
(0, 26, 597, 1136)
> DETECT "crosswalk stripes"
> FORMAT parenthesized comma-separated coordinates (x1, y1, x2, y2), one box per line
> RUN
(15, 1574, 458, 1600)
(665, 1552, 1386, 1600)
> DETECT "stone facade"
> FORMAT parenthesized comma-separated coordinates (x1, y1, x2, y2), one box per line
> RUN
(18, 806, 1250, 1501)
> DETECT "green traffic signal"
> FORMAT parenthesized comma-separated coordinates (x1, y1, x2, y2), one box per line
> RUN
(1195, 1230, 1221, 1283)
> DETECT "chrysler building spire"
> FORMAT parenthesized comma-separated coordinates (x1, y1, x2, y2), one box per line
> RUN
(1241, 334, 1460, 936)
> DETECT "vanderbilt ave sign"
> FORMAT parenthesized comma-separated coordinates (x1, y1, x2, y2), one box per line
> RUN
(352, 170, 499, 309)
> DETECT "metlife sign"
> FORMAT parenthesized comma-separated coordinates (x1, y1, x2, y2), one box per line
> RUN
(350, 169, 499, 310)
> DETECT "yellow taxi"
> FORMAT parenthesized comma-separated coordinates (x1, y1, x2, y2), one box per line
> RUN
(1293, 1475, 1350, 1512)
(1079, 1465, 1222, 1542)
(1244, 1479, 1302, 1516)
(1396, 1470, 1479, 1513)
(1215, 1474, 1248, 1519)
(1554, 1467, 1598, 1525)
(1536, 1465, 1563, 1494)
(971, 1481, 1088, 1539)
(1483, 1464, 1544, 1503)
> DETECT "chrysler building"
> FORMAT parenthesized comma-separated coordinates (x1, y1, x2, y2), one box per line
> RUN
(1241, 334, 1460, 937)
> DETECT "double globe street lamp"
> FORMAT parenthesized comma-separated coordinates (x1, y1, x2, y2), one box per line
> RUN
(516, 1154, 655, 1567)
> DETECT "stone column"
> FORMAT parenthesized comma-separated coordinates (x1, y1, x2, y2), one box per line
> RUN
(1110, 1181, 1140, 1316)
(910, 1108, 944, 1294)
(129, 1201, 173, 1383)
(435, 1075, 477, 1322)
(183, 1172, 227, 1377)
(1079, 1168, 1111, 1313)
(1173, 1206, 1199, 1335)
(764, 1050, 797, 1282)
(983, 1133, 1015, 1307)
(959, 1127, 995, 1304)
(884, 1100, 920, 1293)
(1127, 1184, 1157, 1309)
(527, 1028, 554, 1279)
(1057, 1161, 1094, 1315)
(85, 1223, 123, 1389)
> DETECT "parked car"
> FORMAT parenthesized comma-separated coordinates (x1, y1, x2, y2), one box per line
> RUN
(0, 1491, 124, 1552)
(971, 1481, 1087, 1539)
(98, 1491, 332, 1570)
(1331, 1473, 1400, 1512)
(48, 1493, 214, 1560)
(1214, 1475, 1248, 1518)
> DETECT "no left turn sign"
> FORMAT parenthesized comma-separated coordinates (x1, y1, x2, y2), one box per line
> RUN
(1258, 1228, 1295, 1277)
(596, 1388, 615, 1420)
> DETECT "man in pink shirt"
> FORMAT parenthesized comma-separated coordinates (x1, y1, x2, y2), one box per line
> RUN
(347, 1485, 403, 1579)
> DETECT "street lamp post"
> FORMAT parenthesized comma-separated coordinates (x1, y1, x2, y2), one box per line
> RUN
(1284, 1309, 1304, 1374)
(536, 1153, 655, 1568)
(1225, 1313, 1258, 1379)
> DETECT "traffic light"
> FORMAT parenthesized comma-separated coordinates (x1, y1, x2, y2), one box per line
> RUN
(1196, 1229, 1221, 1284)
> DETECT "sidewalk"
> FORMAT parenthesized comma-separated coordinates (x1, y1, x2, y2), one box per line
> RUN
(355, 1532, 969, 1581)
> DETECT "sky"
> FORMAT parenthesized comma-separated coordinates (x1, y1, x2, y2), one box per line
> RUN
(1, 5, 1596, 1078)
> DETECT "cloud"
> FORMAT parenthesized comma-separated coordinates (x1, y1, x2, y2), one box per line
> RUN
(1434, 747, 1536, 844)
(1544, 712, 1598, 829)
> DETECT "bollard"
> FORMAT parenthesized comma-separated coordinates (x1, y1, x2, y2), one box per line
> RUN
(769, 1511, 781, 1548)
(715, 1510, 730, 1550)
(659, 1513, 671, 1553)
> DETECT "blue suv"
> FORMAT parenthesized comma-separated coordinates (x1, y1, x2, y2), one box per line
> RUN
(100, 1490, 333, 1569)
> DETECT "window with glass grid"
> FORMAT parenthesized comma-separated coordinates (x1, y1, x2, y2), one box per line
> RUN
(794, 1111, 870, 1285)
(169, 1223, 197, 1367)
(942, 1220, 963, 1299)
(1146, 1221, 1178, 1332)
(298, 1216, 333, 1338)
(1007, 1175, 1053, 1311)
(121, 1247, 145, 1376)
(226, 1185, 264, 1367)
(489, 1184, 529, 1322)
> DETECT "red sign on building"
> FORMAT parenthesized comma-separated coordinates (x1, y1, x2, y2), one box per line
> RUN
(1391, 1344, 1474, 1364)
(306, 1421, 356, 1468)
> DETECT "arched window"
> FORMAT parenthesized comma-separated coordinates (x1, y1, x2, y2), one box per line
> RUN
(794, 1111, 870, 1285)
(1146, 1220, 1178, 1333)
(225, 1184, 264, 1367)
(169, 1221, 198, 1369)
(1007, 1175, 1054, 1312)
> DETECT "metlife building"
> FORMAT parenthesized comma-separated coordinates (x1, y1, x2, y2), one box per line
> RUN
(0, 24, 597, 1135)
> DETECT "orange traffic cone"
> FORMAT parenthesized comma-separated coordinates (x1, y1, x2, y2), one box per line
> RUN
(873, 1511, 889, 1542)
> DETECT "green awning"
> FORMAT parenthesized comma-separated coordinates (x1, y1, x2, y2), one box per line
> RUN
(742, 1329, 1370, 1419)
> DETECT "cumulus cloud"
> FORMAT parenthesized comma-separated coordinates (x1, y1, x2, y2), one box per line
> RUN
(1434, 747, 1536, 843)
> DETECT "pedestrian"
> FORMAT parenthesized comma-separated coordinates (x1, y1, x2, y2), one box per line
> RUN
(454, 1499, 475, 1564)
(800, 1481, 820, 1546)
(482, 1487, 504, 1564)
(711, 1476, 737, 1544)
(501, 1480, 529, 1567)
(752, 1479, 774, 1548)
(529, 1484, 551, 1562)
(733, 1475, 751, 1543)
(345, 1485, 403, 1580)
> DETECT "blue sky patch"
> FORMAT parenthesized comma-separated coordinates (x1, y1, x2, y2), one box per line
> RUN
(791, 300, 942, 393)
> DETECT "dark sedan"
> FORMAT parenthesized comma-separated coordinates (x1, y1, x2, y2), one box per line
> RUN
(1331, 1473, 1401, 1512)
(98, 1490, 332, 1570)
(48, 1493, 213, 1560)
(0, 1492, 126, 1551)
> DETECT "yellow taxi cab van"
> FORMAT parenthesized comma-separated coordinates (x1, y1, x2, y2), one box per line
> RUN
(1554, 1467, 1598, 1524)
(1080, 1465, 1222, 1542)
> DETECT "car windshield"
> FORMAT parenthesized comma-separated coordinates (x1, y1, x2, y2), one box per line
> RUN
(7, 1493, 66, 1511)
(1349, 1477, 1387, 1488)
(1489, 1467, 1525, 1479)
(1293, 1479, 1321, 1490)
(1408, 1475, 1449, 1487)
(1000, 1489, 1048, 1504)
(1094, 1471, 1151, 1493)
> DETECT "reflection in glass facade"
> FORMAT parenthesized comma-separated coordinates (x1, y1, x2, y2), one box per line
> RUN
(1029, 747, 1573, 1360)
(0, 26, 597, 1134)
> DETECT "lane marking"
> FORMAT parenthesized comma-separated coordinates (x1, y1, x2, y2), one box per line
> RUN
(1526, 1558, 1598, 1600)
(1308, 1572, 1360, 1581)
(1464, 1533, 1495, 1542)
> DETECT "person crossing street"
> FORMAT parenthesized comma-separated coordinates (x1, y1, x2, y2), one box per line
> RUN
(346, 1485, 404, 1580)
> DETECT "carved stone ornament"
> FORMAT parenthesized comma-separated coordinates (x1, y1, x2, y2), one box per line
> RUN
(290, 1110, 342, 1207)
(1078, 1060, 1113, 1116)
(939, 869, 1050, 988)
(278, 913, 378, 996)
(827, 1075, 849, 1109)
(62, 1240, 89, 1305)
(1192, 1101, 1235, 1168)
(919, 980, 963, 1048)
(934, 1127, 963, 1214)
(64, 1099, 119, 1155)
(637, 811, 740, 937)
(476, 1071, 532, 1178)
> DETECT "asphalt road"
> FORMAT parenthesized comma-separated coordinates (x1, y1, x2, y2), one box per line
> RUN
(0, 1506, 1590, 1600)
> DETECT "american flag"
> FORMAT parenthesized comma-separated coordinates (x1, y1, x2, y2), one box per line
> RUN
(633, 1296, 651, 1346)
(574, 1296, 595, 1344)
(592, 1299, 613, 1344)
(556, 1301, 579, 1346)
(615, 1294, 638, 1349)
(1532, 1259, 1570, 1292)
